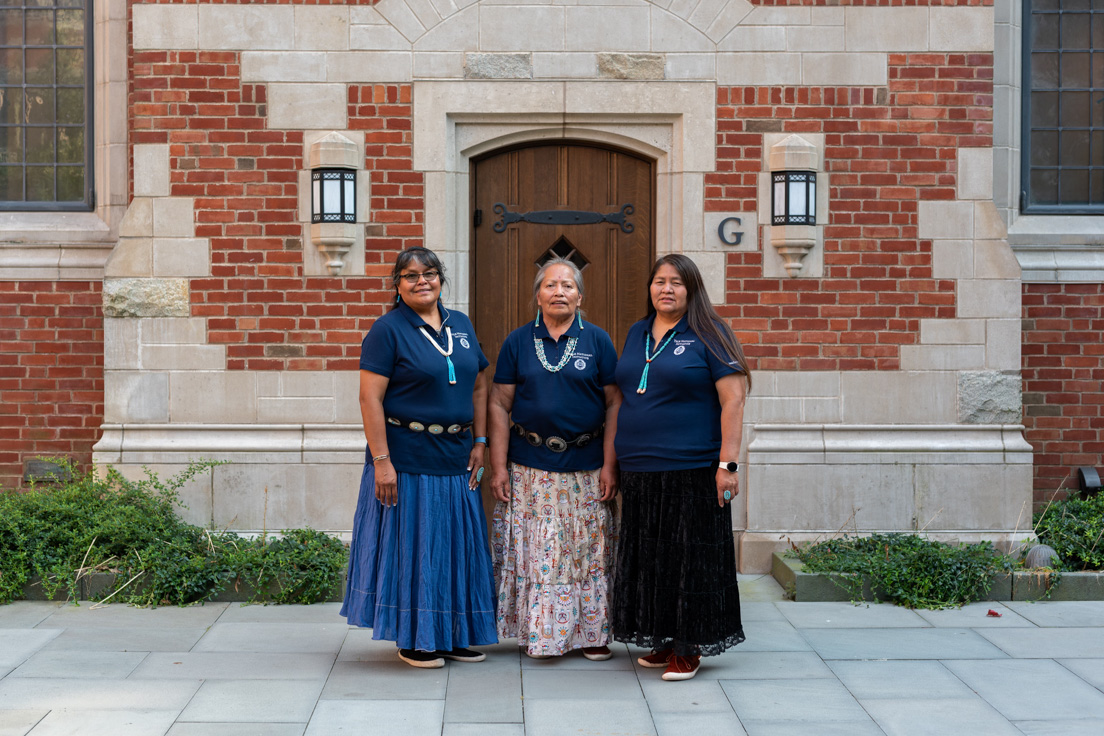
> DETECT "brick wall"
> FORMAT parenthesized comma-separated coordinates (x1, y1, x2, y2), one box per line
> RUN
(710, 52, 992, 370)
(0, 282, 104, 490)
(129, 47, 422, 371)
(1022, 283, 1104, 509)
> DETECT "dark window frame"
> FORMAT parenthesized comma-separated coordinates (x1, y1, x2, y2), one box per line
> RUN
(1021, 0, 1104, 215)
(0, 0, 94, 212)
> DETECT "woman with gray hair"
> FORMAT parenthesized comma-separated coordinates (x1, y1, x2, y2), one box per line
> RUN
(488, 257, 621, 660)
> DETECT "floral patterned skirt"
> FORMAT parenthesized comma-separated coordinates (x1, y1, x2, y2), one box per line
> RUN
(492, 462, 618, 656)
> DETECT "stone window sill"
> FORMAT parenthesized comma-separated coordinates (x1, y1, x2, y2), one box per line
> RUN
(0, 212, 115, 280)
(1008, 215, 1104, 284)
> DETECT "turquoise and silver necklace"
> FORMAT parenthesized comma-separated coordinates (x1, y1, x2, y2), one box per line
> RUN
(419, 325, 456, 384)
(533, 311, 580, 373)
(636, 327, 677, 394)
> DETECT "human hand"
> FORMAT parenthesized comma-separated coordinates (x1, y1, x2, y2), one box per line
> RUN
(467, 444, 486, 490)
(716, 468, 739, 508)
(374, 459, 398, 507)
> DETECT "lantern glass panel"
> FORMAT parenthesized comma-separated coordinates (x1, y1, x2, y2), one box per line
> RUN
(312, 177, 321, 218)
(344, 176, 355, 217)
(773, 179, 786, 218)
(808, 178, 816, 220)
(788, 179, 807, 218)
(323, 177, 341, 216)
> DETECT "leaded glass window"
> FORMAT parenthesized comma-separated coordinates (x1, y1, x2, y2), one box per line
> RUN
(0, 0, 92, 209)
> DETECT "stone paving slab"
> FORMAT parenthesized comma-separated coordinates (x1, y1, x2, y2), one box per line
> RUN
(826, 660, 974, 700)
(978, 626, 1104, 658)
(166, 725, 306, 736)
(0, 604, 59, 629)
(22, 709, 179, 736)
(860, 697, 1024, 736)
(191, 623, 347, 654)
(721, 678, 870, 723)
(1057, 657, 1104, 689)
(0, 631, 61, 669)
(0, 709, 47, 736)
(0, 678, 201, 711)
(775, 601, 929, 629)
(742, 721, 885, 736)
(523, 698, 657, 736)
(911, 601, 1034, 628)
(177, 679, 325, 723)
(442, 668, 523, 723)
(942, 659, 1104, 721)
(37, 603, 227, 629)
(41, 627, 206, 653)
(1004, 600, 1104, 627)
(303, 699, 445, 735)
(8, 650, 147, 679)
(319, 659, 448, 700)
(131, 652, 336, 681)
(802, 627, 1009, 660)
(1014, 720, 1104, 735)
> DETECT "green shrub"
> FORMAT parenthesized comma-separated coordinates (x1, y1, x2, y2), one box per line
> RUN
(1034, 492, 1104, 571)
(0, 460, 348, 606)
(790, 533, 1016, 609)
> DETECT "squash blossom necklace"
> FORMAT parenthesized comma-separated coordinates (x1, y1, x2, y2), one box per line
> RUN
(636, 328, 677, 394)
(533, 311, 581, 373)
(419, 325, 456, 385)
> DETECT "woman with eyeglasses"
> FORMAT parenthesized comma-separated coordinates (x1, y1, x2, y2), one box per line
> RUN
(487, 257, 621, 661)
(611, 254, 751, 681)
(342, 247, 497, 669)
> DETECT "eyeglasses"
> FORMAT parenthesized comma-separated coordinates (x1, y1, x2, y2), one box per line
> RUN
(399, 270, 440, 284)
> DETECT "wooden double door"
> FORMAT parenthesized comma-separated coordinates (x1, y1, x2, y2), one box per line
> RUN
(471, 142, 655, 367)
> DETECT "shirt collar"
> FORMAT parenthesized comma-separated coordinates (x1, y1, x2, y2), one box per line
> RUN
(646, 311, 689, 340)
(398, 299, 451, 330)
(533, 312, 583, 341)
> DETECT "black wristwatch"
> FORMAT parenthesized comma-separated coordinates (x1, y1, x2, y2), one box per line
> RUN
(718, 461, 739, 473)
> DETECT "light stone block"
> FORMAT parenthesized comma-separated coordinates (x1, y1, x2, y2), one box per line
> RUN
(152, 198, 195, 238)
(915, 464, 1028, 530)
(686, 0, 729, 31)
(918, 201, 973, 240)
(374, 0, 428, 43)
(102, 278, 190, 318)
(566, 7, 650, 51)
(929, 8, 995, 52)
(141, 317, 207, 345)
(405, 0, 445, 31)
(119, 198, 154, 236)
(414, 5, 477, 51)
(104, 319, 141, 370)
(899, 345, 986, 371)
(956, 279, 1021, 319)
(212, 464, 360, 530)
(336, 372, 362, 424)
(839, 371, 957, 423)
(258, 397, 336, 424)
(957, 148, 994, 201)
(717, 26, 786, 52)
(141, 344, 225, 371)
(844, 8, 927, 52)
(198, 6, 294, 51)
(703, 212, 757, 252)
(667, 0, 699, 20)
(153, 238, 210, 277)
(464, 53, 532, 79)
(762, 225, 824, 279)
(480, 7, 565, 51)
(684, 250, 725, 306)
(241, 52, 327, 83)
(932, 240, 974, 280)
(802, 53, 887, 86)
(294, 7, 350, 51)
(132, 5, 198, 50)
(532, 53, 598, 79)
(985, 320, 1022, 371)
(717, 53, 801, 85)
(267, 84, 348, 129)
(811, 7, 845, 26)
(327, 53, 412, 83)
(103, 239, 153, 278)
(133, 145, 170, 197)
(706, 0, 756, 43)
(975, 203, 1009, 242)
(650, 6, 714, 53)
(787, 26, 845, 53)
(774, 371, 840, 398)
(351, 23, 413, 51)
(745, 396, 803, 424)
(280, 372, 338, 398)
(169, 372, 258, 423)
(804, 398, 842, 423)
(666, 53, 715, 80)
(920, 319, 985, 345)
(974, 239, 1021, 280)
(104, 371, 170, 423)
(748, 463, 916, 530)
(597, 53, 665, 80)
(414, 51, 465, 78)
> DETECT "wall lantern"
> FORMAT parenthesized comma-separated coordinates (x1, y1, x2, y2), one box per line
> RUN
(309, 132, 361, 276)
(772, 170, 816, 226)
(768, 135, 821, 278)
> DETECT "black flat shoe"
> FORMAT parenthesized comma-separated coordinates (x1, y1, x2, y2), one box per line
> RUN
(434, 647, 486, 663)
(398, 648, 445, 668)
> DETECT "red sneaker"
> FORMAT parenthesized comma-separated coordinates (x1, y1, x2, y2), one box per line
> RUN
(637, 648, 674, 668)
(661, 654, 701, 681)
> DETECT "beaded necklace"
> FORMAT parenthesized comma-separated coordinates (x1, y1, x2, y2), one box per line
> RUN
(418, 325, 456, 385)
(533, 312, 581, 373)
(636, 327, 678, 394)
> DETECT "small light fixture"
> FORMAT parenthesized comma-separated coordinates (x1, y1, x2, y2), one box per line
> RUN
(311, 168, 356, 224)
(772, 170, 816, 226)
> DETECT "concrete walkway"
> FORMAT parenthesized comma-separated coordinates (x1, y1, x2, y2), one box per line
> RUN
(2, 575, 1104, 735)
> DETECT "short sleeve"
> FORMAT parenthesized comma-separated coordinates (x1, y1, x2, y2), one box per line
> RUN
(703, 337, 742, 382)
(596, 330, 618, 386)
(493, 329, 520, 384)
(359, 319, 397, 376)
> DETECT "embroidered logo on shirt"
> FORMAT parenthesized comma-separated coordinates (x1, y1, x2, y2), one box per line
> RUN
(574, 358, 587, 370)
(454, 332, 471, 349)
(673, 345, 686, 356)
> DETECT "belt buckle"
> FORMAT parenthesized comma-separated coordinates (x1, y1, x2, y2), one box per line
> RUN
(545, 436, 568, 453)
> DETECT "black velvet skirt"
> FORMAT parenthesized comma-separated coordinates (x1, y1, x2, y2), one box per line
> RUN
(611, 466, 745, 657)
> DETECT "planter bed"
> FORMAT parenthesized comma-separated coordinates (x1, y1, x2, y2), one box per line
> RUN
(21, 571, 346, 604)
(772, 553, 1104, 603)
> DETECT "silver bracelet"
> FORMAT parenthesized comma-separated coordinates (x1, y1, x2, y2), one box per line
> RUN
(372, 453, 390, 463)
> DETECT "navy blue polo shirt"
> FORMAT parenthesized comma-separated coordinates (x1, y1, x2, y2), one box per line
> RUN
(360, 301, 489, 475)
(494, 317, 618, 472)
(614, 314, 744, 472)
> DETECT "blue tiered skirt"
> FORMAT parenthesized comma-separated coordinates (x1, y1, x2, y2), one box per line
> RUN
(341, 463, 498, 652)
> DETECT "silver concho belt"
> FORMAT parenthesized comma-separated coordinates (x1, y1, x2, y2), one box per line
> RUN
(387, 417, 473, 436)
(511, 422, 603, 453)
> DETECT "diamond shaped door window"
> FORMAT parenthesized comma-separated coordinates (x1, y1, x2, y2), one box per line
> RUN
(536, 237, 589, 271)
